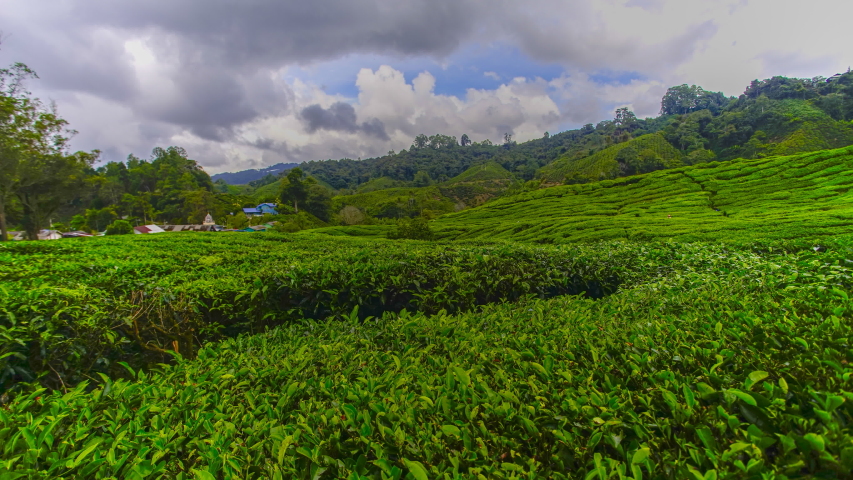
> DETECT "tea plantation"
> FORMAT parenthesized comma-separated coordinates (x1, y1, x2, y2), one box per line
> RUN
(2, 148, 853, 479)
(434, 145, 853, 244)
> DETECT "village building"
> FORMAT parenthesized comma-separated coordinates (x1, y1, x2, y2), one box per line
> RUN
(242, 207, 261, 217)
(133, 225, 166, 234)
(243, 203, 279, 217)
(257, 203, 278, 215)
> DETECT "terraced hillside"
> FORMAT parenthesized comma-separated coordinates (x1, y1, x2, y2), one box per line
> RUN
(438, 161, 517, 208)
(331, 186, 457, 218)
(436, 145, 853, 243)
(537, 133, 684, 184)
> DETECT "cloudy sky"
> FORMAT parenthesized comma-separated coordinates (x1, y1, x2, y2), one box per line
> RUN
(1, 0, 850, 173)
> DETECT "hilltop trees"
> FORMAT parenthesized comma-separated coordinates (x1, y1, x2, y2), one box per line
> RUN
(85, 147, 220, 226)
(661, 84, 731, 115)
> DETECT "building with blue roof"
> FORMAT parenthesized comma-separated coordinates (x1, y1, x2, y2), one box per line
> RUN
(257, 203, 279, 215)
(242, 207, 261, 216)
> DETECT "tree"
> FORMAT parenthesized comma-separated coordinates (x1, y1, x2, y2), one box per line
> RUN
(339, 205, 365, 225)
(181, 189, 216, 224)
(105, 219, 133, 235)
(85, 207, 118, 232)
(279, 168, 308, 213)
(412, 134, 428, 149)
(69, 214, 87, 232)
(15, 147, 98, 240)
(387, 215, 434, 240)
(303, 182, 332, 222)
(661, 84, 730, 116)
(413, 170, 432, 187)
(226, 212, 249, 229)
(460, 134, 471, 146)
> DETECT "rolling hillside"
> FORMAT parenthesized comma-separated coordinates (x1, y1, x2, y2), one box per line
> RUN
(445, 161, 515, 184)
(538, 133, 683, 184)
(433, 145, 853, 243)
(331, 186, 457, 218)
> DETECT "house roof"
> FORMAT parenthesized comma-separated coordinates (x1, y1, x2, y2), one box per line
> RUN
(133, 224, 166, 234)
(242, 208, 261, 214)
(258, 203, 277, 208)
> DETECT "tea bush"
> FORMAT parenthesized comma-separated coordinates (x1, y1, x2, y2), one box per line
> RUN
(1, 234, 679, 392)
(1, 237, 852, 478)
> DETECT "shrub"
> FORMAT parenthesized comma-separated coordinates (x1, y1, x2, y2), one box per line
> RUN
(387, 216, 435, 240)
(104, 219, 133, 235)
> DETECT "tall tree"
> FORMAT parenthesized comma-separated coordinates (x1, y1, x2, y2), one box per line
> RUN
(279, 167, 308, 213)
(0, 62, 37, 241)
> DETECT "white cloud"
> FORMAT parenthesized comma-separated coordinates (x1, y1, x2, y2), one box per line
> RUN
(484, 71, 501, 80)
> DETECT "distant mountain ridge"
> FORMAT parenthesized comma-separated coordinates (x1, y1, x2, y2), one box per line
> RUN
(211, 163, 300, 185)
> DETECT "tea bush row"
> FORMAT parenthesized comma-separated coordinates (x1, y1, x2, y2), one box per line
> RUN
(2, 238, 852, 478)
(434, 146, 853, 244)
(2, 234, 713, 393)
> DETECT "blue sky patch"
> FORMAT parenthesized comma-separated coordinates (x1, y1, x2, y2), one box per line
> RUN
(285, 43, 567, 100)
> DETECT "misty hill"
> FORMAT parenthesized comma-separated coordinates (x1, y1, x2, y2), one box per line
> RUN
(211, 162, 299, 184)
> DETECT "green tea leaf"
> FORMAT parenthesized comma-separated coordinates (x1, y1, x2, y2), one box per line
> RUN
(403, 459, 429, 480)
(632, 448, 650, 464)
(727, 389, 757, 406)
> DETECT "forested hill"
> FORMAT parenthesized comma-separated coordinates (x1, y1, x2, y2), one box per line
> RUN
(210, 162, 300, 185)
(271, 72, 853, 190)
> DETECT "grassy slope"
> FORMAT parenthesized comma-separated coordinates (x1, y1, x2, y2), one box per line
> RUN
(445, 161, 515, 184)
(436, 145, 853, 243)
(356, 176, 407, 193)
(748, 99, 853, 157)
(537, 133, 683, 184)
(331, 186, 457, 218)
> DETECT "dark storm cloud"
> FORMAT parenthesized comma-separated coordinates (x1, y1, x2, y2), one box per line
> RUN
(301, 102, 389, 140)
(1, 20, 138, 102)
(71, 0, 481, 66)
(1, 0, 481, 142)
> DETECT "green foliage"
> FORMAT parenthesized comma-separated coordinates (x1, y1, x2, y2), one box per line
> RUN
(386, 216, 435, 240)
(270, 211, 328, 233)
(413, 170, 433, 187)
(438, 146, 853, 244)
(3, 235, 853, 478)
(444, 161, 514, 184)
(356, 176, 406, 193)
(332, 186, 456, 219)
(661, 84, 731, 115)
(540, 134, 682, 184)
(0, 62, 98, 240)
(104, 219, 133, 235)
(225, 211, 249, 229)
(85, 207, 118, 232)
(69, 214, 88, 232)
